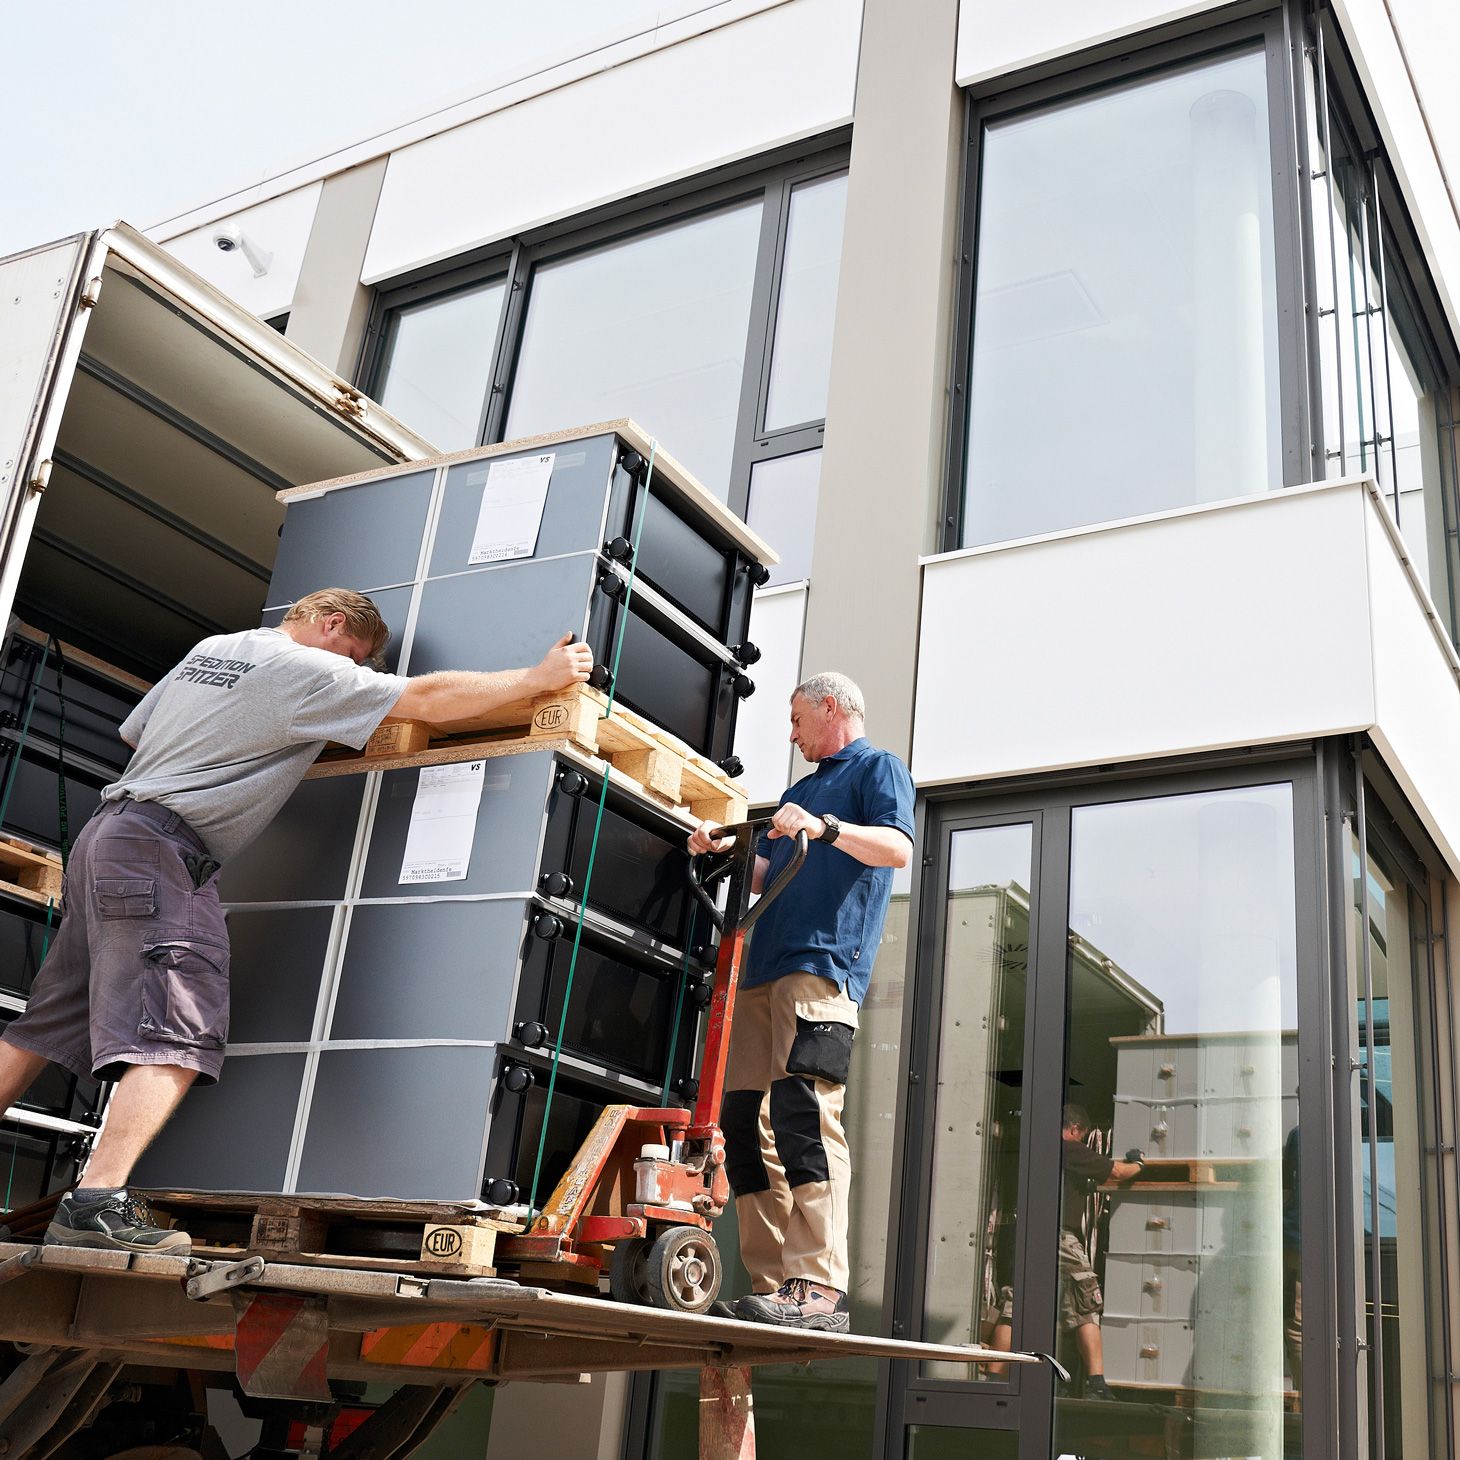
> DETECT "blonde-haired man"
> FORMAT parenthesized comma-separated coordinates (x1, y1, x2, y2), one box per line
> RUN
(0, 588, 591, 1254)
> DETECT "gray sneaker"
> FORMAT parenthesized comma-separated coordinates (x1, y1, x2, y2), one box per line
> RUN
(737, 1278, 849, 1332)
(44, 1190, 191, 1256)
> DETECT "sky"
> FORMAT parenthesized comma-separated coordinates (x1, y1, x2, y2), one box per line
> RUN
(0, 0, 673, 258)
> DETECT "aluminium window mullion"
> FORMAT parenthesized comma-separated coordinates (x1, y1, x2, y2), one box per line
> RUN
(1366, 159, 1402, 525)
(1315, 27, 1349, 475)
(1353, 763, 1390, 1460)
(1418, 893, 1457, 1455)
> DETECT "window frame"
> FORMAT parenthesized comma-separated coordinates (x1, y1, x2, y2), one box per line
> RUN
(883, 744, 1333, 1460)
(358, 137, 851, 523)
(940, 8, 1310, 552)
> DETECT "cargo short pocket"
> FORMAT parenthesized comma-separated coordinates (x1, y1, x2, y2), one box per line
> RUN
(95, 878, 156, 919)
(1069, 1272, 1104, 1317)
(139, 937, 230, 1050)
(786, 998, 857, 1086)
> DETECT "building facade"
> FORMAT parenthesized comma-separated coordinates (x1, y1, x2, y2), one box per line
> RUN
(144, 1, 1460, 1456)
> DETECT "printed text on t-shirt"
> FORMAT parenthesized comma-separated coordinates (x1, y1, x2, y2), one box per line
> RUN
(176, 654, 258, 690)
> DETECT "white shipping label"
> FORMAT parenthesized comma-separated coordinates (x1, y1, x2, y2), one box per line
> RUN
(399, 760, 487, 884)
(468, 452, 555, 564)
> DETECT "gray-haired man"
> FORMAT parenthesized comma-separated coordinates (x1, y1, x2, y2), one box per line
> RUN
(688, 672, 913, 1330)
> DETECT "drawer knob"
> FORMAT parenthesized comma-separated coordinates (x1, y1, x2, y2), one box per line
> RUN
(746, 560, 773, 587)
(603, 534, 635, 565)
(539, 870, 575, 899)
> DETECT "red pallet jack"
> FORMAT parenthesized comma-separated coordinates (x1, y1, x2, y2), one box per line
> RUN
(495, 819, 806, 1310)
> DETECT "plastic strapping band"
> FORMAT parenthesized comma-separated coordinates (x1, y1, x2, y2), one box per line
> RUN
(0, 639, 51, 834)
(527, 441, 658, 1213)
(50, 638, 69, 870)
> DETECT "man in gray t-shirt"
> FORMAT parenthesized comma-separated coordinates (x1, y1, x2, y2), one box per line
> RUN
(0, 588, 592, 1255)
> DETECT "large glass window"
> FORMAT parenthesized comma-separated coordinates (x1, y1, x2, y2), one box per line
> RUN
(1305, 33, 1460, 639)
(367, 150, 849, 581)
(764, 172, 848, 432)
(959, 45, 1283, 547)
(373, 278, 506, 451)
(505, 201, 763, 495)
(1055, 784, 1300, 1458)
(921, 823, 1032, 1384)
(1347, 823, 1435, 1459)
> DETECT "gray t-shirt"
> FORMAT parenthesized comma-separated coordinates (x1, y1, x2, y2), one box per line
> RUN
(107, 627, 408, 861)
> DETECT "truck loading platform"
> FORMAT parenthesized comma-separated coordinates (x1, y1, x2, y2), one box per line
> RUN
(0, 1240, 1044, 1458)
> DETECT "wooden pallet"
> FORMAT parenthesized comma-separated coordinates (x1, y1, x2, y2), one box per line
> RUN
(1103, 1156, 1263, 1190)
(0, 833, 62, 911)
(1, 1190, 527, 1279)
(307, 681, 748, 825)
(139, 1190, 526, 1278)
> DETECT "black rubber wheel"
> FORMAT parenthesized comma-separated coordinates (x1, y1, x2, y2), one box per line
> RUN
(608, 1236, 653, 1305)
(644, 1225, 722, 1313)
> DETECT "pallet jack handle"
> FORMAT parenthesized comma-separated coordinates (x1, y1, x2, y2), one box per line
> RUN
(684, 820, 809, 933)
(685, 820, 808, 1129)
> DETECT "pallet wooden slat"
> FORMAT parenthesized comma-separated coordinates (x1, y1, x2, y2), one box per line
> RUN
(0, 835, 63, 910)
(309, 682, 747, 825)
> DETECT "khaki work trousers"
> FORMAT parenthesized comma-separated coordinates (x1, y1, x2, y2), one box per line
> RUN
(721, 971, 858, 1294)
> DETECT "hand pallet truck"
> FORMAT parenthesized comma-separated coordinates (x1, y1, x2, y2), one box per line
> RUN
(494, 818, 806, 1311)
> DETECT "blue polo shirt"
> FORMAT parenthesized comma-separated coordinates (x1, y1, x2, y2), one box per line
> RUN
(743, 738, 915, 1006)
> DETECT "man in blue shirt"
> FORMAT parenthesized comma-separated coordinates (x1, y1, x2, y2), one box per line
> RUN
(688, 672, 913, 1331)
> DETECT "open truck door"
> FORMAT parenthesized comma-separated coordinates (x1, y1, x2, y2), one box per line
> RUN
(0, 221, 435, 673)
(0, 221, 438, 1193)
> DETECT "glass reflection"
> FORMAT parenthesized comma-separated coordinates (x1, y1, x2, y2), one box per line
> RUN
(375, 278, 505, 450)
(1056, 784, 1300, 1459)
(1349, 831, 1432, 1458)
(923, 824, 1031, 1382)
(962, 47, 1282, 547)
(747, 449, 822, 585)
(505, 201, 763, 497)
(765, 172, 848, 431)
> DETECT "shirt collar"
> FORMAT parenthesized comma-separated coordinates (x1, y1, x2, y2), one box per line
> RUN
(816, 736, 870, 768)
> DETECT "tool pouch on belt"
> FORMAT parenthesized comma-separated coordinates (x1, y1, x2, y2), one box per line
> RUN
(786, 997, 858, 1086)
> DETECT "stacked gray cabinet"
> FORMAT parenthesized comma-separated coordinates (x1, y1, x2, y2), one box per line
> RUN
(137, 428, 771, 1203)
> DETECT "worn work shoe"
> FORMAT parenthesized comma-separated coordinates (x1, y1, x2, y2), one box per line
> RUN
(737, 1278, 850, 1332)
(1083, 1375, 1116, 1400)
(44, 1189, 191, 1256)
(707, 1299, 740, 1319)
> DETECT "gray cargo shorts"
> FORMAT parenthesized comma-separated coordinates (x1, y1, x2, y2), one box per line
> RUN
(4, 799, 230, 1084)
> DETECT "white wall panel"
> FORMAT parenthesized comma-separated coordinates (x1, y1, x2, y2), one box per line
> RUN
(1365, 502, 1460, 874)
(160, 183, 322, 321)
(955, 0, 1225, 87)
(913, 484, 1376, 785)
(737, 584, 807, 806)
(363, 0, 860, 284)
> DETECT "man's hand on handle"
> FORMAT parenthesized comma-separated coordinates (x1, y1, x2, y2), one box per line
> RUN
(766, 802, 824, 842)
(688, 819, 734, 856)
(532, 633, 594, 693)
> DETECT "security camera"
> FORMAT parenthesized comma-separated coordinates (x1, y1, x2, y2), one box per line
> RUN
(211, 224, 272, 278)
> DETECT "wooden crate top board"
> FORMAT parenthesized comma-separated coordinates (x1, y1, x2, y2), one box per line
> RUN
(275, 418, 779, 567)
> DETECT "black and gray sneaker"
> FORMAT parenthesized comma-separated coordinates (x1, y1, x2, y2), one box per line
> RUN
(44, 1189, 191, 1255)
(737, 1278, 850, 1332)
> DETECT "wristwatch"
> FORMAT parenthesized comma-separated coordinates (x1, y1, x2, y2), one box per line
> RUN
(819, 813, 842, 845)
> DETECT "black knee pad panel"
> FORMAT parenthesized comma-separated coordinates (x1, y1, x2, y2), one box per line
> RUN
(721, 1087, 770, 1195)
(770, 1075, 830, 1187)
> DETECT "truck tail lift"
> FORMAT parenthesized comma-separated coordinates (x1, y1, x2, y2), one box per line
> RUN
(0, 819, 1066, 1456)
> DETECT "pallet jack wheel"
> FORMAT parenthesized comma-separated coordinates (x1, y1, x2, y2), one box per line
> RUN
(608, 1236, 653, 1305)
(643, 1225, 722, 1314)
